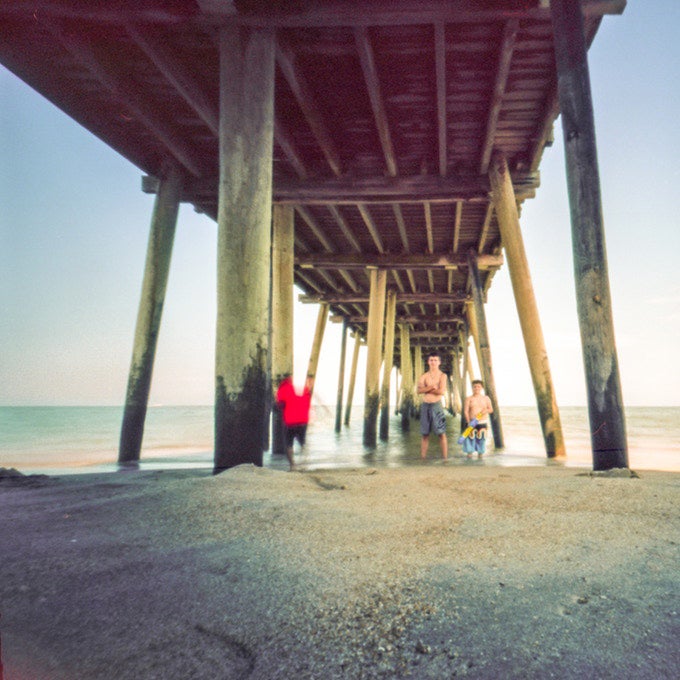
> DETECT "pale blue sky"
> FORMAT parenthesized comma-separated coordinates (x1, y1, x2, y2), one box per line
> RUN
(1, 2, 678, 407)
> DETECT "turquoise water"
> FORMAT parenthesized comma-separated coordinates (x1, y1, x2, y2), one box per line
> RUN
(1, 405, 678, 475)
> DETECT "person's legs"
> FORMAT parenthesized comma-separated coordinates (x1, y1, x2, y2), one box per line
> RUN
(475, 426, 487, 456)
(439, 433, 448, 459)
(284, 426, 296, 470)
(421, 435, 430, 459)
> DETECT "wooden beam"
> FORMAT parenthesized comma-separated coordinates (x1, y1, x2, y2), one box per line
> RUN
(296, 252, 503, 270)
(354, 26, 398, 177)
(392, 204, 410, 252)
(273, 172, 540, 205)
(434, 21, 448, 177)
(50, 22, 203, 177)
(146, 172, 540, 205)
(357, 203, 386, 253)
(124, 22, 219, 136)
(424, 202, 434, 254)
(327, 205, 361, 252)
(274, 116, 309, 179)
(213, 0, 627, 26)
(300, 291, 468, 304)
(480, 19, 519, 174)
(0, 0, 203, 22)
(476, 203, 495, 254)
(331, 314, 463, 325)
(527, 16, 602, 172)
(276, 39, 342, 176)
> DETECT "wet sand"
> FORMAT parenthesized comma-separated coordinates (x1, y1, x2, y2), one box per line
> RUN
(1, 464, 678, 679)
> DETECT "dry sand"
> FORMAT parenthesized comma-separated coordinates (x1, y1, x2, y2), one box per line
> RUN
(1, 464, 678, 679)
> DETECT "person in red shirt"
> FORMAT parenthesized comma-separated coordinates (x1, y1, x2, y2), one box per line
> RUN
(275, 374, 313, 470)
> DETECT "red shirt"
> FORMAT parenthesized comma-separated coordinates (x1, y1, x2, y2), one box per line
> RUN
(276, 378, 311, 426)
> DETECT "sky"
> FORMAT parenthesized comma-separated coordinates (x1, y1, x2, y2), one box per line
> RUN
(1, 2, 679, 408)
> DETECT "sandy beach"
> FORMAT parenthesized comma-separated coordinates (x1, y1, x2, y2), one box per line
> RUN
(1, 463, 678, 679)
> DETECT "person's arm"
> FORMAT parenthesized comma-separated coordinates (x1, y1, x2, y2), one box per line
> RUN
(416, 374, 431, 394)
(485, 396, 493, 414)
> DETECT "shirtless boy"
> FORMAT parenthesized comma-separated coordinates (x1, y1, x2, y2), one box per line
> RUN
(463, 379, 493, 456)
(416, 352, 448, 459)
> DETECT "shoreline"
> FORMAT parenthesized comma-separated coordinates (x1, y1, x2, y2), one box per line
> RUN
(2, 465, 678, 678)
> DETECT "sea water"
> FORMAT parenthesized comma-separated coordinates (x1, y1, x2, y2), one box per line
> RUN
(1, 405, 678, 475)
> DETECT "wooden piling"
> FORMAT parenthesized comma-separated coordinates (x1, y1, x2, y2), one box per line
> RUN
(271, 204, 295, 455)
(306, 302, 329, 391)
(399, 323, 413, 431)
(550, 0, 628, 470)
(119, 166, 182, 464)
(459, 326, 470, 431)
(490, 152, 566, 458)
(379, 289, 397, 440)
(335, 317, 348, 432)
(214, 26, 275, 473)
(467, 250, 504, 448)
(363, 269, 387, 447)
(344, 333, 362, 425)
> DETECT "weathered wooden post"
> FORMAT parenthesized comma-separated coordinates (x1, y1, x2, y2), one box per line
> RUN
(550, 0, 628, 470)
(490, 152, 566, 458)
(119, 167, 182, 464)
(306, 302, 329, 391)
(467, 250, 504, 448)
(459, 326, 470, 432)
(379, 290, 397, 440)
(399, 323, 413, 431)
(335, 317, 349, 432)
(271, 204, 295, 455)
(363, 269, 387, 447)
(344, 333, 362, 425)
(412, 345, 423, 418)
(214, 26, 275, 473)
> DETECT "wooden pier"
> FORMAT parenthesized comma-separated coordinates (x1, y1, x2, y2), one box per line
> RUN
(0, 0, 629, 471)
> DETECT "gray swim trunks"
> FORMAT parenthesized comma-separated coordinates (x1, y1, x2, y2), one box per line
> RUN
(420, 401, 447, 436)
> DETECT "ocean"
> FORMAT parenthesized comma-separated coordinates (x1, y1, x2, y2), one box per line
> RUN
(1, 405, 678, 476)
